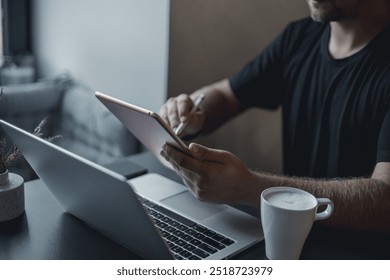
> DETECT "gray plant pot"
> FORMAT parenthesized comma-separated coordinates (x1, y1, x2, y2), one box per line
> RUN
(0, 170, 25, 222)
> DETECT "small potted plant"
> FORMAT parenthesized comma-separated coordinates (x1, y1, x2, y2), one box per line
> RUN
(0, 139, 25, 222)
(0, 88, 61, 222)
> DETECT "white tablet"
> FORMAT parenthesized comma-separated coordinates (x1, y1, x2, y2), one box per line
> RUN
(95, 91, 191, 168)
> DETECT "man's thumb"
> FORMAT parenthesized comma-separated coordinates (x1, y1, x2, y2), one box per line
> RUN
(189, 143, 225, 162)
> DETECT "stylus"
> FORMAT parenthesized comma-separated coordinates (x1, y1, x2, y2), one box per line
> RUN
(174, 94, 205, 135)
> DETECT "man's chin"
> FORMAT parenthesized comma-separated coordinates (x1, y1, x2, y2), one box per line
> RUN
(310, 13, 330, 23)
(312, 14, 349, 23)
(308, 0, 337, 22)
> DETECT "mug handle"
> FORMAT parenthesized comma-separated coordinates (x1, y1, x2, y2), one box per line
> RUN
(314, 198, 334, 221)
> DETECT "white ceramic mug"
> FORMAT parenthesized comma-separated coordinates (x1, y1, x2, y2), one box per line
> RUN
(260, 186, 334, 260)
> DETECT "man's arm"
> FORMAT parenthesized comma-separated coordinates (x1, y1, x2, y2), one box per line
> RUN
(248, 162, 390, 232)
(160, 79, 240, 137)
(162, 143, 390, 232)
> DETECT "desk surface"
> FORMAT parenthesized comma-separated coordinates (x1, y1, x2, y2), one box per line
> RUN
(1, 152, 389, 260)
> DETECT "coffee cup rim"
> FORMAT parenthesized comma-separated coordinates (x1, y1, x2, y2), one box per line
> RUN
(261, 186, 317, 211)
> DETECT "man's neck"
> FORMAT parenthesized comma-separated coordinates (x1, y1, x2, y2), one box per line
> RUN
(329, 6, 390, 59)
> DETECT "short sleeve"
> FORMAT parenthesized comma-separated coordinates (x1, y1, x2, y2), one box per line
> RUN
(229, 32, 286, 110)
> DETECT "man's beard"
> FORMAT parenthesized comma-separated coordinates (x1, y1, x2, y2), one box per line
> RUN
(307, 0, 359, 22)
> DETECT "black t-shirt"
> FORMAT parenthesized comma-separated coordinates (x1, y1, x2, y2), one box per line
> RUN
(229, 18, 390, 178)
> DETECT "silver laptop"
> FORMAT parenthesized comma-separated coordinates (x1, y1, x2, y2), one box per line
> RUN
(0, 120, 262, 260)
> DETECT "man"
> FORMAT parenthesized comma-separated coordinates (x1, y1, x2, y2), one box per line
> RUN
(160, 0, 390, 232)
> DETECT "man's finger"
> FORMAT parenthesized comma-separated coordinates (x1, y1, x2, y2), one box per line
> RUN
(189, 142, 230, 162)
(177, 94, 193, 123)
(165, 97, 180, 129)
(162, 144, 205, 174)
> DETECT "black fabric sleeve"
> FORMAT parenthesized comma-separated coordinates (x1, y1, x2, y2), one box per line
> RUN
(228, 21, 301, 110)
(229, 33, 285, 110)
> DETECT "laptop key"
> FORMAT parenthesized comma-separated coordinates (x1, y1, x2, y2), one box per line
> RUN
(198, 243, 218, 254)
(165, 226, 176, 233)
(179, 251, 193, 259)
(173, 230, 185, 237)
(162, 231, 171, 238)
(156, 222, 168, 229)
(171, 246, 184, 254)
(192, 248, 210, 259)
(212, 234, 225, 241)
(192, 225, 207, 233)
(162, 217, 172, 223)
(168, 220, 180, 227)
(152, 213, 164, 219)
(193, 233, 205, 240)
(182, 234, 193, 242)
(189, 239, 202, 246)
(185, 229, 197, 235)
(220, 238, 235, 246)
(174, 239, 187, 247)
(144, 201, 157, 208)
(183, 244, 196, 251)
(178, 225, 189, 231)
(202, 237, 225, 250)
(203, 229, 216, 237)
(167, 235, 179, 242)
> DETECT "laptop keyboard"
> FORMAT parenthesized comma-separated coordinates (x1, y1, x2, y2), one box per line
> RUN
(138, 196, 235, 260)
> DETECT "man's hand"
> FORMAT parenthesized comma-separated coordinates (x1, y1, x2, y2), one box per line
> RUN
(161, 142, 258, 205)
(159, 94, 205, 138)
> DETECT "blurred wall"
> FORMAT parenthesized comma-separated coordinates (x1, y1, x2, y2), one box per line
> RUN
(168, 0, 309, 173)
(31, 0, 309, 172)
(31, 0, 170, 111)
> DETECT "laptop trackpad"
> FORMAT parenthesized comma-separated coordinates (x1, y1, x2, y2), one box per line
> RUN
(160, 191, 227, 221)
